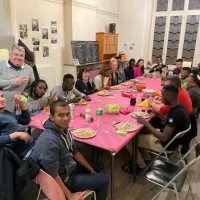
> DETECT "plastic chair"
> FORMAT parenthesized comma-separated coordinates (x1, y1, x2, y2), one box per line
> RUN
(142, 125, 191, 162)
(144, 143, 200, 200)
(35, 169, 96, 200)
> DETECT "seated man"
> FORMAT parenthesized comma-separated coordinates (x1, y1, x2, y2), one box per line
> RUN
(180, 67, 191, 88)
(149, 57, 168, 74)
(187, 75, 200, 113)
(51, 74, 89, 104)
(31, 100, 108, 200)
(0, 89, 34, 158)
(124, 85, 190, 173)
(173, 58, 183, 75)
(150, 76, 193, 116)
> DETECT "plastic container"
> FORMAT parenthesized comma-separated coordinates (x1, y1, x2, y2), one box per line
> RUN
(96, 100, 103, 127)
(85, 106, 92, 124)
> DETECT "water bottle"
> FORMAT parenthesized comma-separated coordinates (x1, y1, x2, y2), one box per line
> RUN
(96, 100, 103, 127)
(69, 103, 75, 121)
(85, 106, 92, 124)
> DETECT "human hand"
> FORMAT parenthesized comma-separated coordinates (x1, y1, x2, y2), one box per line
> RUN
(137, 116, 148, 125)
(10, 132, 30, 143)
(83, 96, 91, 101)
(90, 168, 96, 174)
(13, 94, 25, 105)
(68, 192, 84, 200)
(49, 92, 56, 104)
(71, 97, 82, 103)
(15, 77, 28, 86)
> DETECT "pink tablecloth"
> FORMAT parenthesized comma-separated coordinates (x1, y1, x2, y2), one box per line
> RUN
(29, 78, 162, 153)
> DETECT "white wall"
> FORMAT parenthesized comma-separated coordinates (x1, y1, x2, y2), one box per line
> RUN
(5, 0, 65, 90)
(0, 0, 8, 35)
(71, 0, 119, 40)
(118, 0, 154, 64)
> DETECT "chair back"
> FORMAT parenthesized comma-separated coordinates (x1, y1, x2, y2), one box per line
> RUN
(195, 144, 200, 158)
(35, 169, 65, 200)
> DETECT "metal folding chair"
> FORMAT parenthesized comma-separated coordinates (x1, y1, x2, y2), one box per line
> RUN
(144, 142, 200, 200)
(142, 125, 191, 162)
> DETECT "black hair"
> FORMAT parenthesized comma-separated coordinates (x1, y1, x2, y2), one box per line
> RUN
(136, 59, 145, 74)
(191, 67, 199, 76)
(182, 67, 191, 74)
(157, 57, 162, 61)
(30, 79, 48, 96)
(77, 67, 89, 80)
(169, 76, 181, 88)
(163, 84, 179, 96)
(188, 75, 199, 84)
(50, 100, 69, 115)
(129, 58, 135, 67)
(63, 74, 74, 82)
(176, 58, 183, 63)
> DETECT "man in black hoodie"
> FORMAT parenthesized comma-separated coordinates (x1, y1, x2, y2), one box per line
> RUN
(31, 100, 108, 200)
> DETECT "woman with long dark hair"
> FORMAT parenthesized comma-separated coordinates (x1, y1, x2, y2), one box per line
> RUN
(75, 67, 97, 95)
(134, 59, 145, 78)
(94, 66, 112, 90)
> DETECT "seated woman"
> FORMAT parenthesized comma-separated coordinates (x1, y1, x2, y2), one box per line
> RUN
(124, 58, 135, 80)
(110, 58, 125, 85)
(94, 66, 112, 90)
(25, 80, 55, 116)
(75, 67, 97, 95)
(134, 59, 145, 78)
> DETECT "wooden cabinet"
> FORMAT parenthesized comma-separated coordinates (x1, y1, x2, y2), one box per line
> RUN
(96, 32, 118, 64)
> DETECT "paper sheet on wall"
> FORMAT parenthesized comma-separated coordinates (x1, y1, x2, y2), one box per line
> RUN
(124, 42, 129, 50)
(129, 42, 135, 51)
(0, 49, 9, 60)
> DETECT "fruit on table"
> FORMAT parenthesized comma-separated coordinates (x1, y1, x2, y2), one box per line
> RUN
(20, 96, 27, 103)
(134, 84, 146, 91)
(105, 104, 120, 114)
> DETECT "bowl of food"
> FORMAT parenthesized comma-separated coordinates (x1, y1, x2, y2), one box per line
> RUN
(105, 104, 121, 115)
(142, 89, 156, 98)
(135, 83, 146, 92)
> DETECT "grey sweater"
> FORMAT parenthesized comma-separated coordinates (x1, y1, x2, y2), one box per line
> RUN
(31, 119, 78, 179)
(0, 60, 35, 112)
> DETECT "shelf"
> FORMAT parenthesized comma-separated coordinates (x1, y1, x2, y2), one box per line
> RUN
(103, 53, 118, 55)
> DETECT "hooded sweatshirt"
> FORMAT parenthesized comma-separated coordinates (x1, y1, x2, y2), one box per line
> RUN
(0, 109, 34, 158)
(31, 119, 78, 180)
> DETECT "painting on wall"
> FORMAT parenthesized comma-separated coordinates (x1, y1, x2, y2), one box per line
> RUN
(51, 37, 57, 44)
(51, 26, 57, 34)
(32, 37, 40, 45)
(42, 28, 49, 39)
(32, 19, 39, 31)
(19, 24, 28, 39)
(43, 46, 49, 57)
(33, 46, 39, 52)
(51, 21, 57, 26)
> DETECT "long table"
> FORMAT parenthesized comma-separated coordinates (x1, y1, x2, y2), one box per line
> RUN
(29, 77, 162, 200)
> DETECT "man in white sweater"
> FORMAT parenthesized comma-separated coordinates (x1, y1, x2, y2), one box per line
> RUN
(0, 45, 35, 112)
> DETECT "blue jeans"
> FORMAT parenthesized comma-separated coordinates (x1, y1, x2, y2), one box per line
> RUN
(65, 163, 109, 200)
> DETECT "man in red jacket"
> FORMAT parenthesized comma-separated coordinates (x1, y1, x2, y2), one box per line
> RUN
(160, 76, 193, 116)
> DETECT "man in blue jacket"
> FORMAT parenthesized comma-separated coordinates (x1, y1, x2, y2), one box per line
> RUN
(0, 89, 34, 158)
(31, 100, 109, 200)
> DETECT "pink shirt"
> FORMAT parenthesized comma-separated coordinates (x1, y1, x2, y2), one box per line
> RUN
(134, 67, 142, 78)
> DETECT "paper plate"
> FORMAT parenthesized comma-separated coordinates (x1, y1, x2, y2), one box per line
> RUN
(73, 128, 97, 139)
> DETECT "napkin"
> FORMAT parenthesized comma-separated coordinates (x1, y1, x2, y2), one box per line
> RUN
(122, 92, 133, 98)
(116, 130, 127, 136)
(120, 106, 134, 115)
(137, 99, 149, 107)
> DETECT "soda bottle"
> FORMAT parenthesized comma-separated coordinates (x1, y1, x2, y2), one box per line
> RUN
(96, 100, 103, 127)
(161, 71, 166, 86)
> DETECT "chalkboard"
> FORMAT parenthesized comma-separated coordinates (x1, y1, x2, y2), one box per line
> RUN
(71, 41, 99, 64)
